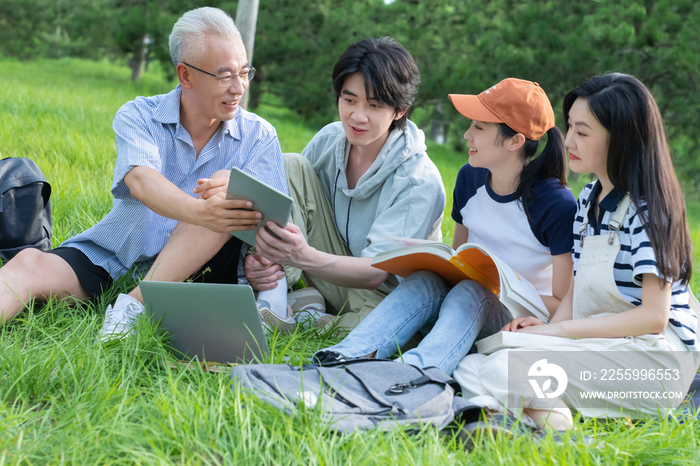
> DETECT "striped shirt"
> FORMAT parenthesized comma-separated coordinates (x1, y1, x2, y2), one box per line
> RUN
(572, 181, 697, 350)
(62, 85, 288, 280)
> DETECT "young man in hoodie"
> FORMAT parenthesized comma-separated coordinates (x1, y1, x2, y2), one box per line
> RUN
(245, 38, 446, 333)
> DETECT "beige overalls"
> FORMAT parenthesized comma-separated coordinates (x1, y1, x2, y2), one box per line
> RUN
(453, 194, 700, 423)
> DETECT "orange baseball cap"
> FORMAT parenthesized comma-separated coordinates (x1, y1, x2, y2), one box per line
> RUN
(448, 78, 555, 140)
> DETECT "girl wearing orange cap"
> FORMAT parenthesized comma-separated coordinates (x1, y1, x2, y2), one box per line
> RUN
(314, 78, 577, 376)
(454, 73, 699, 434)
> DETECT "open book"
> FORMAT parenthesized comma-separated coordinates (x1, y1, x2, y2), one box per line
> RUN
(372, 235, 549, 321)
(475, 331, 573, 355)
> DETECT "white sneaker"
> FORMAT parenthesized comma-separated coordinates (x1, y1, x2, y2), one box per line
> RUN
(287, 288, 333, 330)
(287, 287, 326, 313)
(257, 299, 297, 334)
(99, 293, 145, 342)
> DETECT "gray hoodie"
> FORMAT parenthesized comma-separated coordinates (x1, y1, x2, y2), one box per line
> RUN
(302, 120, 446, 284)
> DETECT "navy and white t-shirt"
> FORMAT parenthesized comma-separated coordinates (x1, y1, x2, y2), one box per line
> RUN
(451, 164, 577, 295)
(572, 181, 698, 351)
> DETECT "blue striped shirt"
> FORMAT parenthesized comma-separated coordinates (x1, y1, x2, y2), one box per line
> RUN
(572, 181, 697, 350)
(62, 85, 287, 280)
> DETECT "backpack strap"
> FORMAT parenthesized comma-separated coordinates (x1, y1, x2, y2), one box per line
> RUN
(310, 359, 464, 394)
(419, 365, 462, 394)
(307, 357, 392, 369)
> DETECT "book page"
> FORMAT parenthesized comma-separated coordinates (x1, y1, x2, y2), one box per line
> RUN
(490, 255, 548, 318)
(383, 234, 448, 249)
(476, 331, 572, 355)
(455, 243, 547, 318)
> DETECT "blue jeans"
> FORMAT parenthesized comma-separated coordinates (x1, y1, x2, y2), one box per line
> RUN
(313, 271, 513, 375)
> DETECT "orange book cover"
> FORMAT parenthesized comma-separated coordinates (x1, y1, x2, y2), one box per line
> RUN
(453, 248, 500, 293)
(373, 236, 550, 322)
(372, 248, 500, 294)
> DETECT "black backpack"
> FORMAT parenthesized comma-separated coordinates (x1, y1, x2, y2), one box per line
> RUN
(0, 157, 52, 261)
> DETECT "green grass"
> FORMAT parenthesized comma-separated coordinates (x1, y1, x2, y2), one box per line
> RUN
(1, 58, 700, 464)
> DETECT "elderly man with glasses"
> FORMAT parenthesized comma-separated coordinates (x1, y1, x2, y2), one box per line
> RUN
(0, 7, 288, 334)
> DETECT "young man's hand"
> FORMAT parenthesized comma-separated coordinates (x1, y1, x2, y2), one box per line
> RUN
(254, 221, 389, 290)
(255, 222, 311, 268)
(244, 253, 285, 291)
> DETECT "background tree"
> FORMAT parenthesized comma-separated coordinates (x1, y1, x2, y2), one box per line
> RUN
(252, 0, 389, 126)
(236, 0, 260, 109)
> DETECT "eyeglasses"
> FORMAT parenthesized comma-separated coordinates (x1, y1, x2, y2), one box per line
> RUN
(183, 62, 256, 86)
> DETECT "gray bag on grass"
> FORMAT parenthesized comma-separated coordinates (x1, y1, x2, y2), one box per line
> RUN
(231, 359, 480, 433)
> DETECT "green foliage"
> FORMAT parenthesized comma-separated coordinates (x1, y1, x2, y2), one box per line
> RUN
(0, 58, 174, 243)
(381, 0, 700, 183)
(111, 0, 203, 80)
(0, 0, 56, 58)
(2, 0, 698, 185)
(0, 0, 121, 60)
(252, 0, 386, 126)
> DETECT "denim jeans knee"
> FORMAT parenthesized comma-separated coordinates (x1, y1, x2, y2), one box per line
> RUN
(312, 271, 449, 363)
(400, 279, 511, 374)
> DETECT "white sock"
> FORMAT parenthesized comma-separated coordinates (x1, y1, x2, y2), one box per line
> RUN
(257, 276, 288, 318)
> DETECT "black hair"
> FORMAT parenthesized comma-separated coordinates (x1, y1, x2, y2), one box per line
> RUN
(563, 72, 692, 284)
(332, 37, 420, 131)
(496, 123, 567, 219)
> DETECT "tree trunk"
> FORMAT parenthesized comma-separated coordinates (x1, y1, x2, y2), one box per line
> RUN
(130, 34, 148, 81)
(235, 0, 260, 110)
(144, 34, 152, 73)
(429, 100, 443, 143)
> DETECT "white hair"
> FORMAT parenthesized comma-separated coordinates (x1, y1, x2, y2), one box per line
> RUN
(169, 7, 242, 66)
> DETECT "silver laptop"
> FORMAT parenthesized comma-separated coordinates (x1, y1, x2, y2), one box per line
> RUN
(140, 281, 269, 364)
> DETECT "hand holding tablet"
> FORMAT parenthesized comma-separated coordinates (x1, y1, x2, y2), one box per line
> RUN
(225, 167, 294, 246)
